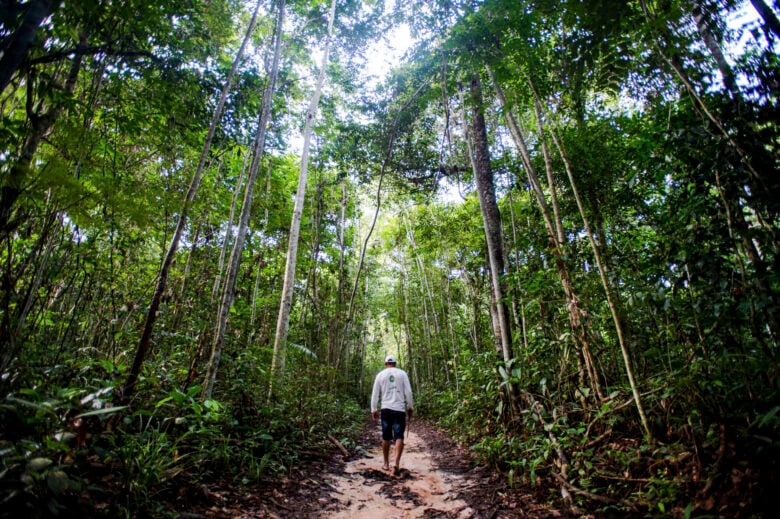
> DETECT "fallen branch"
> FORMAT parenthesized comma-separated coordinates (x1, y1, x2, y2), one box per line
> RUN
(584, 427, 612, 449)
(327, 433, 349, 457)
(594, 474, 651, 483)
(551, 472, 618, 505)
(270, 498, 293, 511)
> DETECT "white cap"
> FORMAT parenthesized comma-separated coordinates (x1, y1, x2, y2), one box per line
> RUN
(385, 355, 396, 363)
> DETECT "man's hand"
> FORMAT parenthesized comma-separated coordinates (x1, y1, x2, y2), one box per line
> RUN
(372, 411, 379, 421)
(407, 408, 413, 419)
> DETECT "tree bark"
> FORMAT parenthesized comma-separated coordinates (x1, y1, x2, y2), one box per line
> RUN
(0, 0, 55, 96)
(267, 0, 336, 400)
(467, 75, 514, 367)
(750, 0, 780, 40)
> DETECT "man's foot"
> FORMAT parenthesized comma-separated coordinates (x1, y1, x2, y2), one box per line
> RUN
(393, 466, 400, 476)
(382, 464, 390, 471)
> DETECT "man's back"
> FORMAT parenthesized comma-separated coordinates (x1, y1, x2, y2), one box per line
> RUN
(371, 367, 413, 413)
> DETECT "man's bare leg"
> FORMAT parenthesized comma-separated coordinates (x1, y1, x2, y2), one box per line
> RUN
(381, 440, 391, 470)
(393, 439, 404, 474)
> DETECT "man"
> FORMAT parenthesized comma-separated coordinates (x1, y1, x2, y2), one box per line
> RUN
(371, 354, 414, 475)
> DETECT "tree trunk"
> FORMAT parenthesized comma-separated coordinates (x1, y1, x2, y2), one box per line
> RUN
(0, 0, 55, 96)
(689, 1, 741, 100)
(267, 0, 336, 400)
(488, 66, 604, 403)
(202, 0, 286, 401)
(403, 212, 441, 338)
(542, 93, 653, 438)
(213, 149, 250, 301)
(249, 158, 273, 335)
(121, 0, 266, 403)
(506, 188, 529, 352)
(171, 225, 200, 333)
(0, 37, 83, 375)
(444, 273, 460, 394)
(467, 75, 514, 366)
(401, 271, 419, 389)
(750, 0, 780, 40)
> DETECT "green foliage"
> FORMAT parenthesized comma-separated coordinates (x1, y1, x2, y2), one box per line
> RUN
(0, 372, 367, 515)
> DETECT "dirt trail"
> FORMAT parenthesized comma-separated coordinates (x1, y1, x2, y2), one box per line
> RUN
(326, 426, 473, 518)
(192, 420, 568, 517)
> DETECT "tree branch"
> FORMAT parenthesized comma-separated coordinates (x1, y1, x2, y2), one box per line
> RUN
(27, 46, 160, 66)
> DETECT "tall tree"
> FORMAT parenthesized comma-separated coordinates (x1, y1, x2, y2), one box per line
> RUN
(121, 0, 266, 402)
(466, 75, 514, 367)
(203, 0, 286, 400)
(269, 0, 338, 398)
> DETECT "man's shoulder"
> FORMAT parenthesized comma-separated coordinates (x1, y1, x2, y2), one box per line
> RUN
(376, 368, 392, 379)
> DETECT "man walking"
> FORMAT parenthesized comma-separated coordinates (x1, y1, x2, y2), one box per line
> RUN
(371, 355, 414, 475)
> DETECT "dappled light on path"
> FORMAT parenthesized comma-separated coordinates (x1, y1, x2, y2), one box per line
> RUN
(327, 428, 474, 518)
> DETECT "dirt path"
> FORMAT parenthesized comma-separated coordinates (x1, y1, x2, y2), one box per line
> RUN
(176, 420, 568, 518)
(301, 420, 566, 518)
(325, 426, 474, 518)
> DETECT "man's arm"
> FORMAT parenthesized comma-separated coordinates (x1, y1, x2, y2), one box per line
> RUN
(403, 372, 414, 414)
(370, 375, 381, 419)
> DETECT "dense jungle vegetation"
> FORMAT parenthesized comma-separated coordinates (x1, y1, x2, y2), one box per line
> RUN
(1, 0, 778, 516)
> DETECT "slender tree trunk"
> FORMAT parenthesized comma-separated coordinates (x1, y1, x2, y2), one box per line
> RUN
(639, 0, 765, 194)
(330, 181, 347, 371)
(401, 271, 418, 388)
(202, 0, 286, 400)
(460, 267, 482, 352)
(467, 75, 514, 366)
(337, 80, 432, 383)
(0, 38, 83, 374)
(689, 1, 741, 100)
(488, 66, 604, 402)
(542, 97, 653, 438)
(171, 225, 200, 332)
(122, 0, 266, 403)
(445, 273, 460, 394)
(506, 188, 529, 352)
(268, 0, 336, 399)
(750, 0, 780, 39)
(0, 0, 55, 96)
(213, 149, 250, 301)
(249, 158, 273, 334)
(0, 211, 58, 375)
(403, 212, 441, 336)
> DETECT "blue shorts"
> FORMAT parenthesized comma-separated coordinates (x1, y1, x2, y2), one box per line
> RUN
(380, 409, 407, 441)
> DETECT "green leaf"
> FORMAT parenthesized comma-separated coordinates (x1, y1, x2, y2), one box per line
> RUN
(47, 470, 70, 494)
(27, 457, 53, 472)
(75, 406, 127, 418)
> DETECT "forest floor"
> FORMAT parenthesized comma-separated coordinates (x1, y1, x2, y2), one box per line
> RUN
(171, 419, 572, 518)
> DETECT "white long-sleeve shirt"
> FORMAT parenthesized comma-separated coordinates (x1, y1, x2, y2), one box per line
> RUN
(371, 367, 413, 413)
